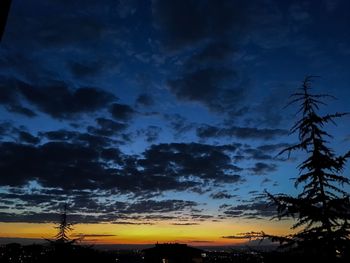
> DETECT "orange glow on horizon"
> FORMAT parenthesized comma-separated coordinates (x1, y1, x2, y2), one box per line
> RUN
(0, 219, 291, 246)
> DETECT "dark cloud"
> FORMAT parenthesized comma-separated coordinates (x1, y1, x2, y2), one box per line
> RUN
(152, 0, 246, 50)
(171, 223, 199, 226)
(0, 195, 201, 224)
(153, 0, 250, 113)
(249, 162, 278, 175)
(223, 201, 276, 219)
(5, 0, 125, 48)
(0, 123, 12, 137)
(261, 178, 272, 185)
(139, 143, 243, 185)
(0, 211, 117, 224)
(257, 143, 291, 152)
(168, 67, 246, 112)
(136, 125, 162, 143)
(241, 143, 291, 161)
(135, 93, 154, 107)
(0, 80, 17, 104)
(0, 212, 59, 223)
(0, 123, 34, 142)
(189, 42, 235, 66)
(0, 141, 122, 189)
(0, 78, 37, 117)
(197, 124, 288, 140)
(18, 84, 115, 119)
(41, 130, 117, 148)
(164, 114, 195, 137)
(122, 200, 197, 214)
(68, 60, 105, 79)
(242, 148, 274, 160)
(110, 103, 136, 121)
(0, 192, 66, 208)
(5, 104, 37, 117)
(0, 137, 244, 200)
(18, 131, 40, 144)
(210, 191, 237, 200)
(87, 118, 128, 137)
(0, 77, 116, 118)
(72, 234, 117, 237)
(41, 130, 78, 141)
(111, 221, 154, 225)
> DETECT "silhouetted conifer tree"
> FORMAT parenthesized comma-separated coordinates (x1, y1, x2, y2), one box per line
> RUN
(235, 77, 350, 261)
(270, 76, 350, 259)
(54, 203, 74, 244)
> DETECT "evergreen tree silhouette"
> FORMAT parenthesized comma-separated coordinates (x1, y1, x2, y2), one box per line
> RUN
(54, 203, 75, 244)
(270, 76, 350, 259)
(233, 77, 350, 261)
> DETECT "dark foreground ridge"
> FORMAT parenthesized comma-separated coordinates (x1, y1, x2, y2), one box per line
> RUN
(1, 242, 349, 263)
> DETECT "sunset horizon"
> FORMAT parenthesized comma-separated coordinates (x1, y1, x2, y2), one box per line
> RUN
(0, 219, 291, 246)
(1, 1, 350, 262)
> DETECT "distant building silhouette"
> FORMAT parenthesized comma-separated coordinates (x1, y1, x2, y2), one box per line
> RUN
(143, 243, 204, 263)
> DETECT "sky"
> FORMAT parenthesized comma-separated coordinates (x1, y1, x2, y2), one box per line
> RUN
(0, 0, 350, 246)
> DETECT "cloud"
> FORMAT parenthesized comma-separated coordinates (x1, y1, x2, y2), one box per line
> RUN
(249, 162, 278, 175)
(135, 93, 154, 107)
(110, 103, 136, 121)
(19, 84, 115, 119)
(210, 191, 237, 200)
(0, 140, 122, 189)
(40, 130, 118, 148)
(0, 123, 40, 144)
(111, 221, 153, 225)
(197, 124, 288, 140)
(0, 196, 201, 224)
(0, 210, 125, 224)
(257, 143, 291, 152)
(187, 41, 235, 65)
(222, 201, 276, 219)
(0, 77, 116, 119)
(67, 60, 109, 79)
(5, 0, 126, 48)
(18, 131, 40, 144)
(0, 183, 205, 224)
(152, 0, 246, 50)
(136, 125, 162, 143)
(0, 79, 37, 117)
(71, 234, 117, 237)
(242, 148, 274, 161)
(152, 0, 251, 113)
(122, 200, 197, 214)
(168, 67, 246, 112)
(5, 104, 37, 117)
(138, 143, 243, 185)
(87, 118, 128, 137)
(0, 80, 17, 104)
(164, 114, 195, 138)
(0, 135, 245, 198)
(171, 223, 199, 226)
(240, 143, 292, 162)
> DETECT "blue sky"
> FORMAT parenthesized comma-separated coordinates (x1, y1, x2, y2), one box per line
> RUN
(0, 0, 350, 242)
